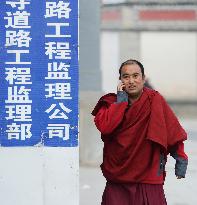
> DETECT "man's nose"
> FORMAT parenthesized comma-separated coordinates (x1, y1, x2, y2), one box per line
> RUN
(128, 76, 134, 84)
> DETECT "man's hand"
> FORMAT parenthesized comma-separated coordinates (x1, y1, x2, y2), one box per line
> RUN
(117, 82, 128, 103)
(176, 176, 184, 179)
(117, 81, 125, 91)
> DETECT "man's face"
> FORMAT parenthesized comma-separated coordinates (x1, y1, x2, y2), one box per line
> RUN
(120, 64, 145, 98)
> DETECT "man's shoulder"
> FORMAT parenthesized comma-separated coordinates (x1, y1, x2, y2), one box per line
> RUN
(91, 93, 117, 116)
(144, 87, 165, 101)
(98, 93, 117, 103)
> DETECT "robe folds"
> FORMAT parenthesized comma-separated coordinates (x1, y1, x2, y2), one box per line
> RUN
(92, 87, 187, 184)
(101, 182, 167, 205)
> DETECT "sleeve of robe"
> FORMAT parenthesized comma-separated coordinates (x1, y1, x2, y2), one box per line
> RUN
(169, 141, 188, 178)
(94, 91, 128, 135)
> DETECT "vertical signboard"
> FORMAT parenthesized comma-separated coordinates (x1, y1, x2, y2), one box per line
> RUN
(0, 0, 79, 147)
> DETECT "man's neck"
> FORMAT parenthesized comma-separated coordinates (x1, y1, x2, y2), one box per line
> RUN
(128, 90, 143, 105)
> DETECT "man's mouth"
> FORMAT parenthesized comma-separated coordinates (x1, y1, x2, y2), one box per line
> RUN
(128, 86, 136, 90)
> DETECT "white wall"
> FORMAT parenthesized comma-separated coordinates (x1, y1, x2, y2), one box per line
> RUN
(101, 32, 120, 93)
(101, 31, 197, 100)
(102, 0, 126, 3)
(140, 32, 197, 100)
(0, 147, 78, 205)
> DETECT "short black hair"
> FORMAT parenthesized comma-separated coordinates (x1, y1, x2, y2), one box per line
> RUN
(119, 59, 145, 79)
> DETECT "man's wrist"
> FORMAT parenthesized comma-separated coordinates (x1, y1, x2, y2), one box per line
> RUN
(117, 91, 128, 103)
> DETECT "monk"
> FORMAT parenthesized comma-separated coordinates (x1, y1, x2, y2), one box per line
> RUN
(92, 59, 188, 205)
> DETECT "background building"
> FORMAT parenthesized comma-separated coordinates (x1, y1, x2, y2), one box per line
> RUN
(80, 0, 197, 165)
(80, 2, 197, 205)
(101, 0, 197, 101)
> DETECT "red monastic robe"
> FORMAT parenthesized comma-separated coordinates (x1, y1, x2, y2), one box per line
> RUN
(92, 87, 187, 184)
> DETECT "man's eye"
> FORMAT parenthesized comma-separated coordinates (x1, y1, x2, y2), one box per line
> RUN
(133, 74, 139, 78)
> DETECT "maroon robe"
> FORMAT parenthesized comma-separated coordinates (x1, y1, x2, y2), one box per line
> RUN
(101, 182, 167, 205)
(92, 87, 187, 184)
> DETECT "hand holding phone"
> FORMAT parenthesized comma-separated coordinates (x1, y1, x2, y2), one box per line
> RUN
(117, 81, 125, 91)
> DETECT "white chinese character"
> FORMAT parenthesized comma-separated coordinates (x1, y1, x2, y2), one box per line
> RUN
(45, 23, 71, 38)
(4, 11, 31, 29)
(6, 0, 30, 10)
(6, 86, 32, 103)
(47, 124, 70, 140)
(45, 1, 71, 19)
(6, 123, 20, 140)
(20, 124, 32, 140)
(6, 104, 32, 121)
(45, 83, 72, 100)
(6, 30, 31, 47)
(5, 67, 32, 84)
(45, 42, 71, 60)
(5, 50, 31, 64)
(6, 123, 32, 140)
(45, 62, 71, 80)
(45, 103, 72, 119)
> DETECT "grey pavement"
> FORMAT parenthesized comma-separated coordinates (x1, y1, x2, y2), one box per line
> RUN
(80, 118, 197, 205)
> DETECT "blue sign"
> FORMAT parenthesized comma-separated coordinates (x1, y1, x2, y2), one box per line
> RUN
(0, 0, 78, 147)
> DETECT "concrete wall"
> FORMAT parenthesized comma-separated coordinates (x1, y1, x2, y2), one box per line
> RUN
(79, 0, 102, 91)
(101, 32, 120, 93)
(79, 0, 104, 166)
(119, 32, 140, 62)
(79, 92, 104, 166)
(140, 31, 197, 100)
(0, 147, 78, 205)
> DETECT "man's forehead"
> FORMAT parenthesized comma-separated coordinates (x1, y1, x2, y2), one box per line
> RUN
(121, 64, 141, 74)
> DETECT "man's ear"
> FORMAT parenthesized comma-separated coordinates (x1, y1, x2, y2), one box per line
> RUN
(143, 75, 146, 83)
